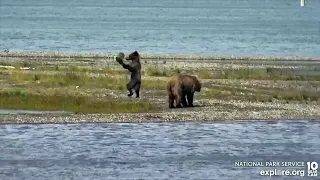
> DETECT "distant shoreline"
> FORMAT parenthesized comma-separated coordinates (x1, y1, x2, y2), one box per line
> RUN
(1, 51, 320, 61)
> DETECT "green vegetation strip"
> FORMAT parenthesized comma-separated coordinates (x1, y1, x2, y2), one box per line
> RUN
(199, 68, 320, 81)
(2, 69, 168, 89)
(1, 59, 319, 81)
(200, 87, 319, 102)
(0, 89, 157, 114)
(145, 66, 320, 81)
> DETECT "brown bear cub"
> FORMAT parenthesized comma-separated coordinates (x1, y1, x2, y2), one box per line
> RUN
(167, 74, 201, 108)
(115, 51, 142, 98)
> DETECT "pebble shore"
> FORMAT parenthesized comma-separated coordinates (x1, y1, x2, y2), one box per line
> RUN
(1, 99, 319, 124)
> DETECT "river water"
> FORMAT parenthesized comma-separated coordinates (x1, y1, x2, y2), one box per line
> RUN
(1, 120, 320, 180)
(1, 1, 320, 179)
(0, 0, 319, 57)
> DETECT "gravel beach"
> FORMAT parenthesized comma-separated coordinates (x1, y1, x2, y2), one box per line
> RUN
(0, 52, 319, 124)
(1, 101, 320, 124)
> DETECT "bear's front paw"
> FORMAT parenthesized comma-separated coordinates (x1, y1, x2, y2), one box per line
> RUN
(115, 52, 125, 64)
(116, 57, 124, 64)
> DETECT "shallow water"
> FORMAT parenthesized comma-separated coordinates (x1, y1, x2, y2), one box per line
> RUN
(1, 120, 320, 179)
(0, 0, 319, 57)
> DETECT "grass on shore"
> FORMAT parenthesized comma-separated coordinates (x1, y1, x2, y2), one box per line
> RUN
(2, 59, 319, 81)
(0, 58, 319, 114)
(3, 68, 168, 90)
(198, 68, 320, 81)
(201, 86, 319, 102)
(142, 65, 320, 81)
(0, 89, 157, 114)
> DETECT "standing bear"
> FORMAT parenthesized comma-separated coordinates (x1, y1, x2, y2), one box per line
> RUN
(115, 51, 142, 98)
(166, 74, 202, 108)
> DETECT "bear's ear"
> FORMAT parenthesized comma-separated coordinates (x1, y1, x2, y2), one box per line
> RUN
(132, 51, 139, 56)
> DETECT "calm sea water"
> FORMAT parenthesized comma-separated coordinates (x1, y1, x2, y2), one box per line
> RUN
(0, 120, 320, 180)
(0, 0, 319, 57)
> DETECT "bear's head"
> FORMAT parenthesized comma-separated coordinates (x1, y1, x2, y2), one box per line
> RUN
(192, 76, 202, 92)
(125, 51, 140, 62)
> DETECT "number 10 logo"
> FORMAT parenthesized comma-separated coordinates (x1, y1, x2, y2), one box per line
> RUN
(307, 161, 318, 177)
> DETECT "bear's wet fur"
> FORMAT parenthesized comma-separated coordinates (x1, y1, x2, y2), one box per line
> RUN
(116, 51, 142, 98)
(166, 74, 202, 108)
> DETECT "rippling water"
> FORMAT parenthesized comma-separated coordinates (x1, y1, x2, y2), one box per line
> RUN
(1, 120, 320, 179)
(0, 0, 319, 57)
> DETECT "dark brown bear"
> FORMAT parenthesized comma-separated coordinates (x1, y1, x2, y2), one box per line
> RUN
(116, 51, 142, 98)
(166, 74, 201, 108)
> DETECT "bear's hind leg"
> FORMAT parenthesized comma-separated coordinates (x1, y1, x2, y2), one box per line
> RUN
(187, 93, 195, 107)
(133, 82, 141, 98)
(181, 93, 188, 107)
(169, 95, 175, 109)
(176, 90, 187, 108)
(126, 82, 134, 97)
(168, 89, 175, 108)
(175, 95, 183, 108)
